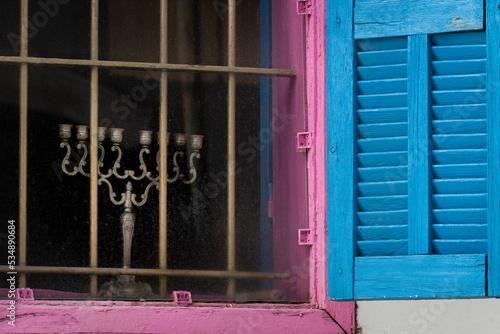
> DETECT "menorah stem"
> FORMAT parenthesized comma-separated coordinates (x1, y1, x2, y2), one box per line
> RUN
(121, 182, 135, 269)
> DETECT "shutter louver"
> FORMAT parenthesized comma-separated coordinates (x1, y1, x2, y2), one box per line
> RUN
(355, 37, 409, 256)
(430, 31, 488, 255)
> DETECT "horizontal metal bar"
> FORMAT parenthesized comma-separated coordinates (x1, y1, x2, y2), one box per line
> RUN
(0, 266, 290, 280)
(0, 56, 296, 77)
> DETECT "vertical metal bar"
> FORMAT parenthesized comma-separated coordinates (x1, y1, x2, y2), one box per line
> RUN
(18, 0, 29, 289)
(227, 0, 236, 300)
(158, 0, 169, 298)
(89, 0, 99, 298)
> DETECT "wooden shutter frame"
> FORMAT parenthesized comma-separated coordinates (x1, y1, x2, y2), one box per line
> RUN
(327, 0, 497, 300)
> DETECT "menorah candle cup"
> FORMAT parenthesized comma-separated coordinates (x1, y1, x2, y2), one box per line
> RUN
(174, 133, 187, 147)
(58, 124, 73, 141)
(110, 128, 125, 144)
(75, 125, 89, 141)
(98, 127, 107, 142)
(190, 135, 204, 151)
(139, 130, 153, 147)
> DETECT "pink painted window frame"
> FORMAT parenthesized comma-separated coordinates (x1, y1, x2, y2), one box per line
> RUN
(0, 1, 355, 333)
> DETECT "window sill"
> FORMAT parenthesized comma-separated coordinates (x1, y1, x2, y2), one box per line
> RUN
(0, 299, 345, 333)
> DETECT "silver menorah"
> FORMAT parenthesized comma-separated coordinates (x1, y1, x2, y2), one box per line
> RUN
(58, 124, 203, 299)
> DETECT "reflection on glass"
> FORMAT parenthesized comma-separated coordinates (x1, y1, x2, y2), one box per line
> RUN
(28, 0, 90, 59)
(0, 1, 20, 56)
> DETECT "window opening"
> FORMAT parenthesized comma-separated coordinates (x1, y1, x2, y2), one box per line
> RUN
(0, 0, 308, 302)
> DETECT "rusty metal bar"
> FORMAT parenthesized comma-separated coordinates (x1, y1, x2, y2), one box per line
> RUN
(18, 0, 29, 289)
(158, 0, 168, 299)
(89, 0, 99, 298)
(0, 266, 290, 280)
(0, 56, 296, 77)
(227, 0, 236, 300)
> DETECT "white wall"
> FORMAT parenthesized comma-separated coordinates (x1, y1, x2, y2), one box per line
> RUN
(356, 299, 500, 334)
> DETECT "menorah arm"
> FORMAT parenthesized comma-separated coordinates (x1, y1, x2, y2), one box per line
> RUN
(167, 151, 182, 183)
(131, 180, 159, 207)
(125, 147, 150, 181)
(60, 142, 78, 176)
(181, 152, 201, 184)
(98, 144, 113, 178)
(111, 145, 128, 179)
(76, 142, 90, 177)
(98, 177, 126, 206)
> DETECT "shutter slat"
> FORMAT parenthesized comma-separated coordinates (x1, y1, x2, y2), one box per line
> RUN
(433, 208, 486, 224)
(358, 181, 408, 197)
(356, 37, 408, 51)
(357, 226, 407, 240)
(357, 240, 408, 256)
(432, 149, 486, 164)
(357, 64, 407, 80)
(357, 93, 407, 109)
(357, 78, 407, 95)
(432, 74, 486, 90)
(357, 195, 408, 212)
(432, 104, 486, 120)
(356, 49, 407, 66)
(358, 152, 407, 167)
(358, 210, 408, 226)
(433, 178, 486, 194)
(433, 240, 487, 254)
(432, 134, 486, 149)
(358, 137, 407, 153)
(357, 122, 407, 138)
(431, 45, 486, 60)
(432, 120, 486, 134)
(432, 163, 486, 178)
(432, 59, 486, 75)
(432, 31, 485, 46)
(357, 166, 408, 182)
(432, 89, 486, 105)
(433, 224, 486, 239)
(433, 194, 486, 209)
(357, 107, 408, 124)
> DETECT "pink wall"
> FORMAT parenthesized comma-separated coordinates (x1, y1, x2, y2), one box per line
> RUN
(272, 0, 310, 301)
(304, 0, 356, 332)
(0, 1, 356, 333)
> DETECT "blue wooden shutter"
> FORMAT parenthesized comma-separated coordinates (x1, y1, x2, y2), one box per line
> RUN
(326, 0, 500, 300)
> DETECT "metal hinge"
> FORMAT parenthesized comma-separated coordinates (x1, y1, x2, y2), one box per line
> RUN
(16, 288, 34, 301)
(296, 132, 311, 152)
(297, 0, 312, 15)
(172, 290, 192, 304)
(298, 229, 313, 246)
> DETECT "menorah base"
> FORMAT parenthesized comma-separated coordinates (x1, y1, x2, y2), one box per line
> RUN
(98, 275, 154, 300)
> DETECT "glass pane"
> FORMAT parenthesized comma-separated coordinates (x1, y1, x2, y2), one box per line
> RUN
(27, 65, 91, 296)
(168, 0, 228, 66)
(236, 0, 260, 68)
(1, 0, 308, 302)
(97, 68, 160, 298)
(0, 0, 20, 56)
(28, 1, 91, 59)
(165, 72, 228, 299)
(0, 65, 19, 296)
(99, 0, 160, 62)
